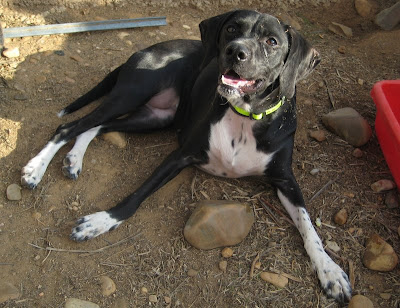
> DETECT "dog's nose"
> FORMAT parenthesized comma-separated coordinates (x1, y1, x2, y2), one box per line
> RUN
(225, 42, 250, 62)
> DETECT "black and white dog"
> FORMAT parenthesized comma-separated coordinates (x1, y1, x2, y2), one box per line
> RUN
(21, 10, 351, 302)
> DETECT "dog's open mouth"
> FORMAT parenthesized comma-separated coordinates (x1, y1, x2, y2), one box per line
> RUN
(220, 70, 262, 94)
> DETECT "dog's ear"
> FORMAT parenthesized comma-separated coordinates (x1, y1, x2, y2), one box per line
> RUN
(199, 10, 237, 68)
(279, 26, 321, 99)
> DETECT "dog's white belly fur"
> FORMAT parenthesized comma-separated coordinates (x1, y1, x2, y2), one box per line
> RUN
(199, 108, 274, 178)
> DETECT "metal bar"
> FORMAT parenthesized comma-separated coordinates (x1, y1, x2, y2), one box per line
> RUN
(2, 16, 167, 39)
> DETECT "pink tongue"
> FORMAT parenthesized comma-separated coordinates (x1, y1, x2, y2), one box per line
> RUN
(222, 75, 255, 88)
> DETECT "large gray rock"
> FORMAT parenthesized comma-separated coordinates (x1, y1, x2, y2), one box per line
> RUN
(184, 200, 254, 250)
(322, 107, 372, 147)
(375, 1, 400, 31)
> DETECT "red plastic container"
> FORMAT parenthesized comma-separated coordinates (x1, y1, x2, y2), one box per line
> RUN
(371, 80, 400, 188)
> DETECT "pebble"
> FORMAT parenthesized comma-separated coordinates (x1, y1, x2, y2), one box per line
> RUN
(117, 32, 130, 40)
(310, 168, 320, 175)
(187, 269, 198, 277)
(149, 295, 158, 303)
(322, 107, 372, 147)
(65, 298, 100, 308)
(309, 130, 326, 142)
(348, 295, 374, 308)
(99, 276, 116, 296)
(326, 240, 341, 252)
(371, 179, 396, 193)
(14, 93, 28, 100)
(357, 78, 364, 86)
(337, 45, 346, 54)
(102, 132, 127, 148)
(380, 293, 391, 300)
(141, 287, 148, 294)
(334, 208, 348, 225)
(164, 296, 171, 304)
(362, 233, 398, 271)
(260, 272, 288, 288)
(65, 77, 76, 83)
(219, 260, 227, 272)
(54, 50, 65, 56)
(221, 247, 233, 258)
(0, 282, 20, 304)
(355, 0, 377, 17)
(182, 25, 191, 30)
(70, 54, 84, 62)
(352, 148, 363, 158)
(2, 47, 20, 58)
(35, 75, 47, 83)
(375, 1, 400, 31)
(6, 184, 22, 201)
(385, 190, 399, 208)
(184, 200, 254, 250)
(329, 22, 353, 37)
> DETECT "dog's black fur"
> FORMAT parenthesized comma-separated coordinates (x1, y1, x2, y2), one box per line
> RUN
(22, 10, 352, 302)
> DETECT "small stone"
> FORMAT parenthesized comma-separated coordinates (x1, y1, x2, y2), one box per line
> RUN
(70, 54, 84, 62)
(65, 298, 100, 308)
(371, 179, 396, 193)
(329, 22, 353, 37)
(355, 0, 377, 18)
(362, 233, 398, 271)
(357, 78, 364, 86)
(149, 295, 158, 303)
(117, 32, 130, 40)
(39, 292, 44, 297)
(221, 247, 233, 258)
(375, 1, 400, 31)
(99, 276, 116, 296)
(380, 293, 391, 300)
(310, 168, 320, 175)
(184, 200, 254, 250)
(54, 50, 65, 56)
(34, 255, 41, 261)
(219, 260, 227, 272)
(348, 295, 374, 308)
(334, 208, 348, 225)
(164, 296, 171, 304)
(6, 184, 22, 201)
(187, 269, 198, 277)
(35, 75, 46, 83)
(254, 261, 261, 269)
(326, 240, 341, 252)
(141, 287, 148, 294)
(32, 212, 42, 220)
(2, 47, 20, 58)
(385, 190, 399, 209)
(322, 107, 372, 147)
(352, 148, 363, 158)
(14, 93, 28, 101)
(260, 272, 288, 288)
(65, 77, 76, 83)
(102, 132, 127, 148)
(0, 282, 20, 304)
(182, 25, 191, 30)
(337, 45, 346, 54)
(309, 130, 326, 142)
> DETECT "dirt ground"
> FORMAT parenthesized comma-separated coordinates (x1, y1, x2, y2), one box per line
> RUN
(1, 0, 399, 307)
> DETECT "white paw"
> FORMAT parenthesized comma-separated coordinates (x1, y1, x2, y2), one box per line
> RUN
(70, 211, 122, 241)
(316, 253, 352, 303)
(62, 153, 82, 180)
(21, 157, 47, 189)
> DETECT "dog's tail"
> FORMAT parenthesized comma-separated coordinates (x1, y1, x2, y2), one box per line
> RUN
(57, 66, 121, 118)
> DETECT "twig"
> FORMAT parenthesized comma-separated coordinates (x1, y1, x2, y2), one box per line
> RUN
(323, 77, 335, 109)
(259, 197, 295, 226)
(348, 259, 355, 290)
(258, 198, 281, 227)
(250, 253, 260, 279)
(309, 175, 339, 202)
(28, 232, 141, 254)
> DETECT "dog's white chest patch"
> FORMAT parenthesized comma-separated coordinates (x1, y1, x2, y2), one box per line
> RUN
(199, 109, 274, 178)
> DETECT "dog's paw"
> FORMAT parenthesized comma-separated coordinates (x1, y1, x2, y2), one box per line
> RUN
(21, 158, 46, 189)
(316, 255, 352, 303)
(62, 153, 82, 180)
(70, 211, 121, 241)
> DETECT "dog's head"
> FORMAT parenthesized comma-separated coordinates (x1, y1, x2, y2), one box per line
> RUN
(200, 10, 320, 113)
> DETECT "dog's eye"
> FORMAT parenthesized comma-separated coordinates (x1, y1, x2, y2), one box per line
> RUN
(266, 38, 277, 46)
(227, 25, 236, 33)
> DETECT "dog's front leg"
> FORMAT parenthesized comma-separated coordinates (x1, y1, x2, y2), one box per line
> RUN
(272, 177, 352, 303)
(70, 149, 197, 241)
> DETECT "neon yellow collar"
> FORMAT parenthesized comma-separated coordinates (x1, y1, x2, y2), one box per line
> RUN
(231, 97, 285, 120)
